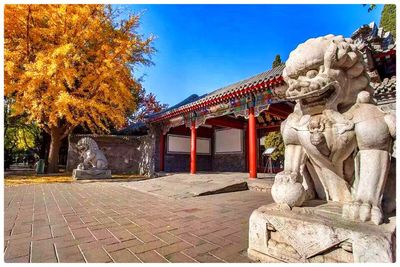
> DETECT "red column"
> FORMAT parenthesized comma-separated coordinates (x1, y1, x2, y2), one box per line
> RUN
(190, 121, 197, 174)
(245, 123, 249, 172)
(159, 133, 165, 172)
(248, 107, 257, 179)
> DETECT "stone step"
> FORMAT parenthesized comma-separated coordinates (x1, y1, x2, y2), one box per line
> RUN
(197, 181, 248, 196)
(120, 172, 275, 199)
(247, 179, 274, 193)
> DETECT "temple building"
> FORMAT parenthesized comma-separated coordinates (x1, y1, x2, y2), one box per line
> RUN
(147, 64, 290, 178)
(352, 21, 396, 111)
(145, 21, 396, 179)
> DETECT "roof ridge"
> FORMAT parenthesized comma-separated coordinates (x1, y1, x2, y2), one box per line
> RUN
(147, 64, 286, 122)
(204, 64, 285, 98)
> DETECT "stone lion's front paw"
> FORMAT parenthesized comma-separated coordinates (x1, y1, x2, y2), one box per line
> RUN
(371, 206, 384, 225)
(271, 172, 305, 208)
(360, 203, 383, 225)
(342, 201, 360, 221)
(359, 202, 372, 222)
(342, 202, 383, 225)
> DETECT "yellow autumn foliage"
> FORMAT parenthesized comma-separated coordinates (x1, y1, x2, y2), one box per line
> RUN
(5, 4, 153, 134)
(4, 173, 147, 186)
(4, 4, 154, 172)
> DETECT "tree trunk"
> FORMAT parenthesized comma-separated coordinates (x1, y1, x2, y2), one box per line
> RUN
(47, 129, 62, 173)
(40, 130, 50, 159)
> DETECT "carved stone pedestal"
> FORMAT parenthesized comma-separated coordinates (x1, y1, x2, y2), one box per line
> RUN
(248, 201, 396, 263)
(72, 169, 112, 180)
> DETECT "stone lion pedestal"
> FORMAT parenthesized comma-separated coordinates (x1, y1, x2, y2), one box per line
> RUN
(72, 169, 112, 180)
(248, 201, 396, 263)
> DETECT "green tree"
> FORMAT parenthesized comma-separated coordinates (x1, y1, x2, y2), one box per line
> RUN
(264, 131, 284, 160)
(364, 4, 396, 39)
(380, 4, 396, 39)
(363, 4, 377, 12)
(272, 54, 282, 68)
(4, 97, 43, 169)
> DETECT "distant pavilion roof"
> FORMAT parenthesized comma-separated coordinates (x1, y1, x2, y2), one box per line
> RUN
(114, 121, 148, 136)
(373, 76, 396, 105)
(147, 64, 286, 123)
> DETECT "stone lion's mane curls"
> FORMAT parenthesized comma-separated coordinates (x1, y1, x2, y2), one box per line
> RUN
(77, 137, 99, 151)
(323, 35, 370, 91)
(283, 34, 372, 101)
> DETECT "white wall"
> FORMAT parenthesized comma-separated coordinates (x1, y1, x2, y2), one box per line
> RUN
(214, 128, 243, 154)
(167, 134, 211, 155)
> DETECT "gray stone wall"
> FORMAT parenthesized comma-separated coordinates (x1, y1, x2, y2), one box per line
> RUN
(152, 125, 162, 172)
(164, 154, 212, 172)
(66, 134, 155, 176)
(138, 129, 156, 177)
(212, 153, 246, 172)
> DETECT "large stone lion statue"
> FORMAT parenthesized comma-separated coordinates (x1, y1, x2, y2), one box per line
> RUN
(271, 34, 396, 225)
(76, 137, 108, 170)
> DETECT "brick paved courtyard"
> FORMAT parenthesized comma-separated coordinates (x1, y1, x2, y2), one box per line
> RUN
(4, 182, 272, 263)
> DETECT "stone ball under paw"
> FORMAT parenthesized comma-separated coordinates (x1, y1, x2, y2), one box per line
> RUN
(271, 181, 305, 207)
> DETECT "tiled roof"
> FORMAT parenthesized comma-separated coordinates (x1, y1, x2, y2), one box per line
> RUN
(193, 64, 285, 105)
(352, 21, 395, 52)
(373, 76, 396, 105)
(148, 64, 285, 122)
(146, 94, 202, 119)
(115, 121, 148, 136)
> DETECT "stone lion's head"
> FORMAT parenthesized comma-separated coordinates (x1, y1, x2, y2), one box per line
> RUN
(76, 137, 99, 153)
(283, 34, 373, 114)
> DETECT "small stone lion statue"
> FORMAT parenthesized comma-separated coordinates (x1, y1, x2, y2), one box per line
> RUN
(76, 137, 108, 170)
(271, 34, 396, 225)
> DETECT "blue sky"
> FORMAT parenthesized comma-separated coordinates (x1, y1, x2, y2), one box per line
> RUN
(116, 4, 383, 106)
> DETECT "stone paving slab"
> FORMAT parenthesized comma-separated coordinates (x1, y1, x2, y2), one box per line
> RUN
(119, 172, 274, 199)
(4, 181, 273, 263)
(247, 178, 275, 192)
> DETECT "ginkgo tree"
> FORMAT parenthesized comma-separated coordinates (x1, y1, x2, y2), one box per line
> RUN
(5, 4, 154, 173)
